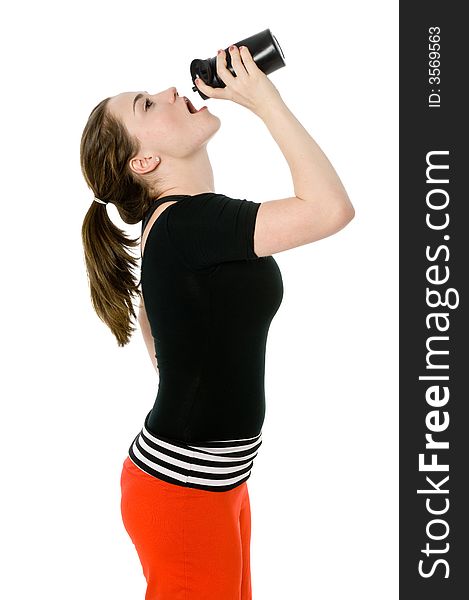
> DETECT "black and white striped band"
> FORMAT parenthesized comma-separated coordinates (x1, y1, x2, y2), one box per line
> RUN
(127, 413, 263, 492)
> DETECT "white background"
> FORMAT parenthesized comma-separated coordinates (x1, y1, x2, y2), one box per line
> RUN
(1, 1, 398, 598)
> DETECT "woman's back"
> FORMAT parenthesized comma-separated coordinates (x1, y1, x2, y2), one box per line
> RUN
(139, 191, 283, 443)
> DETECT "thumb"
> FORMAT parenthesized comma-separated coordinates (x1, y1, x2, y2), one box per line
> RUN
(195, 77, 222, 100)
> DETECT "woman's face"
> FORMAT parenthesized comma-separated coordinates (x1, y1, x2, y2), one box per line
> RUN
(108, 87, 220, 164)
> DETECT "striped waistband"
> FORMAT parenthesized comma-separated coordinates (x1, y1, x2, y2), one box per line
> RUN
(128, 414, 263, 493)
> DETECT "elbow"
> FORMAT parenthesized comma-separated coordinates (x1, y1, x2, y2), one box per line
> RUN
(343, 205, 355, 223)
(324, 198, 355, 237)
(333, 197, 355, 227)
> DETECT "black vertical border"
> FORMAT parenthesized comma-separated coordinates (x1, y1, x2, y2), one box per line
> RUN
(400, 3, 468, 598)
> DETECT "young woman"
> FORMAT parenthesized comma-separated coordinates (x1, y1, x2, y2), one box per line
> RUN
(80, 44, 354, 599)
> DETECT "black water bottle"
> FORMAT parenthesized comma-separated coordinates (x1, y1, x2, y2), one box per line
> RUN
(190, 28, 286, 101)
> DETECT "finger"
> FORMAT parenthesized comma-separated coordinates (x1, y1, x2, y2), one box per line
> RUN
(194, 76, 223, 99)
(195, 76, 230, 100)
(239, 45, 257, 76)
(216, 48, 236, 86)
(228, 45, 249, 78)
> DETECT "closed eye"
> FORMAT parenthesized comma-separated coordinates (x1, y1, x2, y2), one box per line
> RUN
(144, 98, 153, 111)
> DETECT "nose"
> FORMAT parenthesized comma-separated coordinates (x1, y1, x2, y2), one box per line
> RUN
(170, 86, 178, 100)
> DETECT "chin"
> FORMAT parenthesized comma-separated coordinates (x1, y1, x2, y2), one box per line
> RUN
(210, 113, 222, 129)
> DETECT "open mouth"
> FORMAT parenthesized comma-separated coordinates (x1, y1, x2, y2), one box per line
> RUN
(184, 97, 202, 114)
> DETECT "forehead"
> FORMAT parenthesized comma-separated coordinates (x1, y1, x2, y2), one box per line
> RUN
(109, 91, 143, 119)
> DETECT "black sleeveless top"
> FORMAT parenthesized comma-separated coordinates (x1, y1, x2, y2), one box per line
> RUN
(139, 192, 283, 443)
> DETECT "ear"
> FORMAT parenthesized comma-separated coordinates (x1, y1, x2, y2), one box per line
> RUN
(129, 155, 160, 176)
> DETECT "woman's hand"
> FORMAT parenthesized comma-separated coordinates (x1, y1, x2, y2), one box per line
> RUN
(195, 45, 284, 118)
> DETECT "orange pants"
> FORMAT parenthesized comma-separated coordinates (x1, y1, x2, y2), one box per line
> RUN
(120, 456, 252, 599)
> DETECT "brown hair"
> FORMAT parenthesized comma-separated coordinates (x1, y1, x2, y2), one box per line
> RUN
(80, 97, 159, 347)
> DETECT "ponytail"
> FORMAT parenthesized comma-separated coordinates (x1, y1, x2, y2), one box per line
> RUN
(80, 97, 159, 346)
